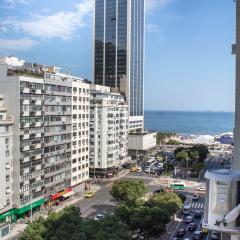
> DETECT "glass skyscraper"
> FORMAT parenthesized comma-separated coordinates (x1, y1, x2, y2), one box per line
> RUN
(94, 0, 144, 130)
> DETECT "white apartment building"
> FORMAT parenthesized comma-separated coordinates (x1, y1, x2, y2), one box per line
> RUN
(89, 85, 128, 177)
(0, 57, 90, 220)
(0, 96, 14, 223)
(71, 79, 90, 189)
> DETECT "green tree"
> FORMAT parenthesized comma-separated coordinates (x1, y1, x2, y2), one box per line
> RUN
(43, 206, 85, 240)
(192, 144, 209, 162)
(188, 150, 199, 161)
(191, 162, 204, 173)
(116, 204, 169, 239)
(156, 132, 176, 144)
(111, 180, 147, 205)
(147, 192, 183, 217)
(20, 218, 45, 240)
(21, 206, 130, 240)
(166, 139, 180, 145)
(175, 150, 188, 163)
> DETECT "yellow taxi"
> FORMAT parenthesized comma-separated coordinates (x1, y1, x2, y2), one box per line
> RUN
(84, 191, 95, 198)
(130, 166, 141, 173)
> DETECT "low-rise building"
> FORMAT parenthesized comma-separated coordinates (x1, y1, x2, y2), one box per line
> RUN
(89, 85, 128, 177)
(128, 131, 157, 159)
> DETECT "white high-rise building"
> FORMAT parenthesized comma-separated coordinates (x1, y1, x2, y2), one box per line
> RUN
(0, 57, 90, 220)
(89, 85, 128, 177)
(71, 79, 90, 188)
(0, 95, 14, 222)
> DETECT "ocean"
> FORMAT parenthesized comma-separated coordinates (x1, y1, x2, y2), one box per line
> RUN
(144, 111, 234, 135)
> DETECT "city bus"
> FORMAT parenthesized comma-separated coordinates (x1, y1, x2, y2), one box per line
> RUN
(169, 182, 185, 190)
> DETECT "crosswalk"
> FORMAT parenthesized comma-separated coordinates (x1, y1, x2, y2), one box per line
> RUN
(190, 202, 204, 209)
(123, 174, 157, 183)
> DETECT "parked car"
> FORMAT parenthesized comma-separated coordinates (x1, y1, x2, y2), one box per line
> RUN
(176, 229, 187, 238)
(194, 210, 202, 219)
(185, 215, 193, 224)
(210, 231, 220, 240)
(94, 213, 105, 221)
(188, 223, 196, 231)
(192, 231, 204, 240)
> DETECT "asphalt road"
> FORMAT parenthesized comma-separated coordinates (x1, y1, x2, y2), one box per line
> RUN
(76, 174, 163, 219)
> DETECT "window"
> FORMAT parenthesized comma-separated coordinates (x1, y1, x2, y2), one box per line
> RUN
(6, 150, 9, 157)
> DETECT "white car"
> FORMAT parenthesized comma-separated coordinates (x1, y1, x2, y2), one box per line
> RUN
(94, 213, 105, 221)
(210, 231, 220, 240)
(192, 193, 199, 201)
(197, 186, 206, 192)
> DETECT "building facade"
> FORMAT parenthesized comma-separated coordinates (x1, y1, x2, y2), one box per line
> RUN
(89, 85, 128, 177)
(71, 80, 90, 188)
(0, 57, 90, 220)
(0, 96, 14, 223)
(94, 0, 144, 131)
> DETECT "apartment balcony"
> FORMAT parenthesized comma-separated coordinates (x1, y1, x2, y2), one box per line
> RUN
(35, 100, 43, 105)
(21, 110, 30, 117)
(35, 132, 43, 138)
(21, 99, 30, 105)
(20, 122, 30, 129)
(44, 167, 70, 178)
(44, 139, 71, 147)
(20, 145, 30, 151)
(44, 148, 71, 158)
(23, 167, 30, 174)
(35, 153, 43, 160)
(44, 176, 71, 189)
(44, 129, 71, 137)
(35, 122, 43, 127)
(44, 111, 71, 116)
(20, 156, 30, 163)
(21, 134, 30, 140)
(30, 143, 43, 150)
(20, 87, 30, 94)
(34, 89, 43, 95)
(35, 164, 43, 171)
(44, 89, 72, 97)
(44, 100, 71, 106)
(35, 111, 43, 116)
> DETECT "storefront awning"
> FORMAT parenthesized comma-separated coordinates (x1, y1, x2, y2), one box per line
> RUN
(62, 190, 74, 198)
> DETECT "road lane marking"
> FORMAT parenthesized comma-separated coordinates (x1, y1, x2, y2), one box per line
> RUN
(81, 200, 100, 212)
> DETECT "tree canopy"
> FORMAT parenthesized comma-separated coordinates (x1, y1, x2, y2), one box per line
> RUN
(156, 132, 176, 144)
(115, 190, 183, 239)
(110, 180, 147, 205)
(20, 206, 129, 240)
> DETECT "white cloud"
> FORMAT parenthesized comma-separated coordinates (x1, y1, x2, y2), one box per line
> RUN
(0, 38, 38, 51)
(3, 0, 93, 40)
(145, 0, 174, 13)
(3, 0, 29, 8)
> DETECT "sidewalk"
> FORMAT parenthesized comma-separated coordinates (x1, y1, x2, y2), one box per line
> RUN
(8, 183, 102, 239)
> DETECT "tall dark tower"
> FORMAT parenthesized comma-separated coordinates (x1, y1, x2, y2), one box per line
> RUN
(94, 0, 144, 131)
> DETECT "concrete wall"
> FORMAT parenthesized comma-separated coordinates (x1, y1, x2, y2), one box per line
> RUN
(128, 132, 157, 151)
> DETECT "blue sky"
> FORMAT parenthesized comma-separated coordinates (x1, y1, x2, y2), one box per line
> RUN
(0, 0, 236, 111)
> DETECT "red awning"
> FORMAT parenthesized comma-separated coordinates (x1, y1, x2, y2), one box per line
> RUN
(51, 192, 61, 200)
(51, 187, 73, 200)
